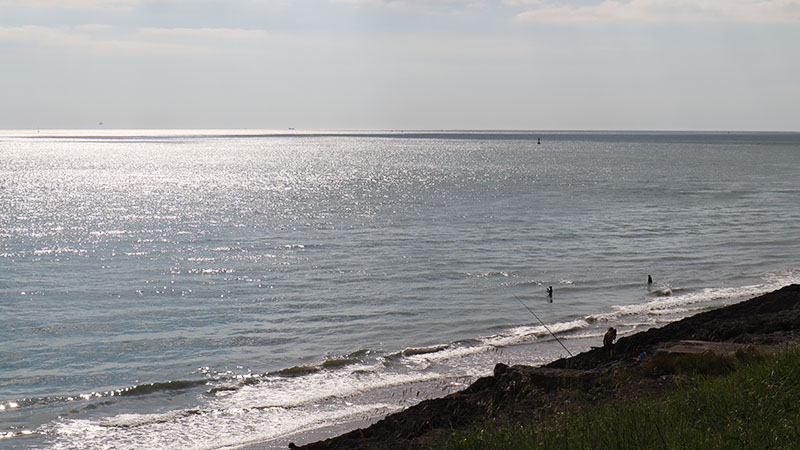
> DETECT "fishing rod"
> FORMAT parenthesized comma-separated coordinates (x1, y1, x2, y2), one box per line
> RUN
(515, 297, 573, 358)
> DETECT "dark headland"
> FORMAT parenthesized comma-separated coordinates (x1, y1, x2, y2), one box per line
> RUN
(289, 284, 800, 449)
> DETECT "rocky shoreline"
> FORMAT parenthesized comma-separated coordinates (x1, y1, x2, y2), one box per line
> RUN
(292, 284, 800, 449)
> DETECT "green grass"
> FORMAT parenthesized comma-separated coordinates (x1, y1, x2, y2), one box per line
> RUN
(439, 349, 800, 449)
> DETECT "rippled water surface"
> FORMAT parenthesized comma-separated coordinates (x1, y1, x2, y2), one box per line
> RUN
(1, 130, 799, 448)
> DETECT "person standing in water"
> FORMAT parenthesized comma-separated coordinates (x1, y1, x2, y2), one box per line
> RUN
(546, 286, 553, 301)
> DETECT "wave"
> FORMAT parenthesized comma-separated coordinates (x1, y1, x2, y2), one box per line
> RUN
(272, 351, 373, 378)
(67, 367, 465, 441)
(481, 319, 589, 348)
(651, 287, 673, 296)
(2, 378, 210, 414)
(49, 400, 397, 450)
(12, 274, 798, 421)
(0, 430, 35, 441)
(207, 369, 462, 412)
(383, 319, 590, 369)
(209, 351, 377, 394)
(114, 379, 208, 397)
(100, 409, 204, 429)
(587, 271, 800, 324)
(38, 315, 597, 448)
(272, 365, 321, 377)
(320, 357, 361, 369)
(386, 345, 449, 359)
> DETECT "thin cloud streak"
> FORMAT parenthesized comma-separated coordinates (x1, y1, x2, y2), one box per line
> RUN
(138, 27, 277, 41)
(0, 0, 144, 10)
(0, 25, 209, 54)
(516, 0, 800, 24)
(328, 0, 487, 12)
(1, 0, 318, 10)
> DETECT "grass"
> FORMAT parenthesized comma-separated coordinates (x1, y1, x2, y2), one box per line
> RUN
(439, 349, 800, 449)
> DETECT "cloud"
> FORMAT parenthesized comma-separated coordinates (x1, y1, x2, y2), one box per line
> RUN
(515, 0, 800, 24)
(328, 0, 486, 10)
(329, 0, 474, 3)
(74, 24, 115, 32)
(0, 0, 288, 9)
(139, 27, 276, 41)
(0, 0, 143, 9)
(0, 24, 283, 55)
(0, 25, 208, 53)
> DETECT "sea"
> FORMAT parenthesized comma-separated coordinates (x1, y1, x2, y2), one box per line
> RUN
(1, 130, 799, 449)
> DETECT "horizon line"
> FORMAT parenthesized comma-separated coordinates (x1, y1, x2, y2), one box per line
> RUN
(2, 128, 799, 134)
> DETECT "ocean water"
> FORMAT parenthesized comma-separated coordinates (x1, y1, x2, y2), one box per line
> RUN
(1, 130, 799, 449)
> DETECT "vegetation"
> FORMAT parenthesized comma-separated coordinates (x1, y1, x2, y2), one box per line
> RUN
(439, 349, 800, 449)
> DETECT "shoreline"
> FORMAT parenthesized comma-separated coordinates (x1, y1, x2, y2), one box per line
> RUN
(232, 334, 602, 450)
(258, 285, 800, 449)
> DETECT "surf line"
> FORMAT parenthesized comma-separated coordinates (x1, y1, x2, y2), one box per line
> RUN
(514, 297, 574, 358)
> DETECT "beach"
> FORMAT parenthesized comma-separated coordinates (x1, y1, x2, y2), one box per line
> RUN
(277, 284, 800, 449)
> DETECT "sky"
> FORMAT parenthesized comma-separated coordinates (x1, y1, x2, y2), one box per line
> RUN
(1, 0, 799, 130)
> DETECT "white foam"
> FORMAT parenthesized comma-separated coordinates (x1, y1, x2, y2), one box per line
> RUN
(0, 401, 19, 411)
(648, 307, 691, 316)
(48, 365, 453, 450)
(404, 344, 488, 365)
(398, 319, 589, 366)
(211, 365, 444, 411)
(53, 403, 385, 450)
(585, 277, 797, 323)
(487, 319, 589, 347)
(100, 411, 191, 428)
(1, 430, 34, 440)
(763, 269, 800, 287)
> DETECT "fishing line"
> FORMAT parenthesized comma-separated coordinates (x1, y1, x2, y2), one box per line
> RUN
(515, 297, 573, 358)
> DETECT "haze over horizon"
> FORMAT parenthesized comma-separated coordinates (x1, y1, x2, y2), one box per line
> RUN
(2, 0, 799, 131)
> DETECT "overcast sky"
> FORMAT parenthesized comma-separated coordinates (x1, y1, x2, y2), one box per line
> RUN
(2, 0, 799, 130)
